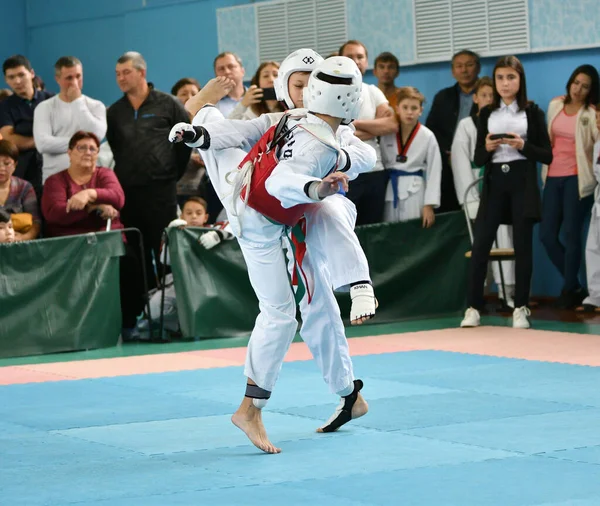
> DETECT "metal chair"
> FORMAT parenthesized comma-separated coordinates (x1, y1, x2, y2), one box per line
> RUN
(463, 177, 515, 305)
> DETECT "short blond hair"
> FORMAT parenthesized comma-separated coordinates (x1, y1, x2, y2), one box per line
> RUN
(396, 86, 425, 105)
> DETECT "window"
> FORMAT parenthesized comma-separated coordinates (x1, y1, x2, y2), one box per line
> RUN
(257, 0, 347, 62)
(414, 0, 529, 62)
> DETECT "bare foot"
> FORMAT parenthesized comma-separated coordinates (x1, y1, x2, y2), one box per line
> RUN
(351, 392, 369, 420)
(317, 381, 369, 433)
(185, 77, 235, 116)
(231, 403, 281, 454)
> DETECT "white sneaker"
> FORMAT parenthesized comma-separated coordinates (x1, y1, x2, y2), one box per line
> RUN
(460, 307, 481, 328)
(512, 306, 531, 329)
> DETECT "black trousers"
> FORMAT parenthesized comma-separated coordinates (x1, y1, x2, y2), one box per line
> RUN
(198, 173, 224, 225)
(437, 156, 460, 214)
(468, 162, 534, 309)
(119, 244, 146, 329)
(346, 170, 388, 226)
(121, 182, 178, 292)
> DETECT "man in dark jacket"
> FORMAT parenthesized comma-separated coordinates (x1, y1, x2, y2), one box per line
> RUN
(0, 55, 53, 197)
(426, 50, 480, 213)
(107, 51, 190, 329)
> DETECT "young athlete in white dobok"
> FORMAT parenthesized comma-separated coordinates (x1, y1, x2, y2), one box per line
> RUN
(184, 49, 377, 324)
(169, 56, 376, 454)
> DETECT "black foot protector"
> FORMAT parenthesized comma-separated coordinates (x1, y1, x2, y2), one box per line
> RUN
(319, 379, 364, 433)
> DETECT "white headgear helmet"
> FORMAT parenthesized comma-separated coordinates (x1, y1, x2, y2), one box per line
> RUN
(274, 48, 324, 109)
(302, 56, 362, 124)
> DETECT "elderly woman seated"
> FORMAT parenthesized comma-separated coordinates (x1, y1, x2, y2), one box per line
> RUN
(42, 131, 124, 236)
(0, 139, 41, 240)
(42, 131, 144, 339)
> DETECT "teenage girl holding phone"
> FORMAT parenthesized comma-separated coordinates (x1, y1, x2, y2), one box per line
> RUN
(461, 55, 553, 329)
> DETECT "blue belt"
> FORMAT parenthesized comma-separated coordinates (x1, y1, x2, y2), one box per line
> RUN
(388, 169, 424, 208)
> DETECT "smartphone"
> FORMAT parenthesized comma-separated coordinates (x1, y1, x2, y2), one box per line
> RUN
(489, 133, 515, 140)
(261, 87, 278, 101)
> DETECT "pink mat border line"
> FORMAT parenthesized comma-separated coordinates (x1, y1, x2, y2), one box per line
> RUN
(1, 326, 599, 386)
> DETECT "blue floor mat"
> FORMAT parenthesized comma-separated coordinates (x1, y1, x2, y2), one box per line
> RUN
(1, 350, 598, 506)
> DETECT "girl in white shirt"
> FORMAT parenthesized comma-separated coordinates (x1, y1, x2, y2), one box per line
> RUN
(461, 56, 552, 329)
(380, 87, 441, 226)
(452, 77, 516, 308)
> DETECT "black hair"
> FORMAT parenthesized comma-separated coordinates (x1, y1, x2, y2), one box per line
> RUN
(564, 64, 599, 108)
(491, 55, 528, 111)
(0, 208, 12, 224)
(3, 55, 32, 75)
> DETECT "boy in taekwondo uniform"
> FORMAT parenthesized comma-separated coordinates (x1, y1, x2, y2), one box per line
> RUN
(169, 55, 376, 454)
(380, 87, 442, 226)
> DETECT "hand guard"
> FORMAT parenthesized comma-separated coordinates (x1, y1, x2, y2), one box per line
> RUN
(168, 123, 202, 144)
(199, 230, 221, 250)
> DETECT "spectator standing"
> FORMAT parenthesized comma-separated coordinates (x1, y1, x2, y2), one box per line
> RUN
(540, 65, 600, 308)
(0, 55, 53, 196)
(461, 56, 552, 330)
(339, 40, 398, 225)
(106, 51, 191, 291)
(229, 61, 285, 120)
(426, 50, 480, 213)
(213, 52, 246, 118)
(33, 56, 106, 182)
(373, 52, 401, 111)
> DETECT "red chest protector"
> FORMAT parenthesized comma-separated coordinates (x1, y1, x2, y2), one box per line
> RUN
(238, 119, 311, 227)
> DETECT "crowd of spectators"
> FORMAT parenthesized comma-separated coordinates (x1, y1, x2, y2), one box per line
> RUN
(0, 42, 598, 338)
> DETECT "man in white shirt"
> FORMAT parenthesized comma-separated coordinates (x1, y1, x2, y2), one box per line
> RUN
(339, 40, 398, 225)
(33, 56, 106, 181)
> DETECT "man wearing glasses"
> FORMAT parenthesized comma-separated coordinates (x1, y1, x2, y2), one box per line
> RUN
(426, 50, 480, 213)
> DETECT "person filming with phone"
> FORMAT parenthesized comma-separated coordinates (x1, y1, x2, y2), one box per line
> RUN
(460, 56, 552, 330)
(228, 61, 285, 120)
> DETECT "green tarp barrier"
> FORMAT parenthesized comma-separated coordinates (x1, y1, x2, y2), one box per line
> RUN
(0, 231, 125, 358)
(169, 211, 470, 338)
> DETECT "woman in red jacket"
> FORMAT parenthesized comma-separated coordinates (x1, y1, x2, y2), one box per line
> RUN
(42, 131, 144, 338)
(42, 131, 124, 237)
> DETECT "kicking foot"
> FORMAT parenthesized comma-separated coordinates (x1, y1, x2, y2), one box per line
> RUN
(231, 404, 281, 454)
(317, 380, 368, 433)
(350, 284, 377, 325)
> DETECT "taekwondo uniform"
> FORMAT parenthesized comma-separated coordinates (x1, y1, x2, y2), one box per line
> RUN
(582, 141, 600, 308)
(379, 122, 442, 222)
(187, 105, 376, 398)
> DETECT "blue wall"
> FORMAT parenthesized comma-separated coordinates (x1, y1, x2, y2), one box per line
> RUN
(24, 0, 254, 105)
(2, 0, 599, 297)
(0, 0, 26, 67)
